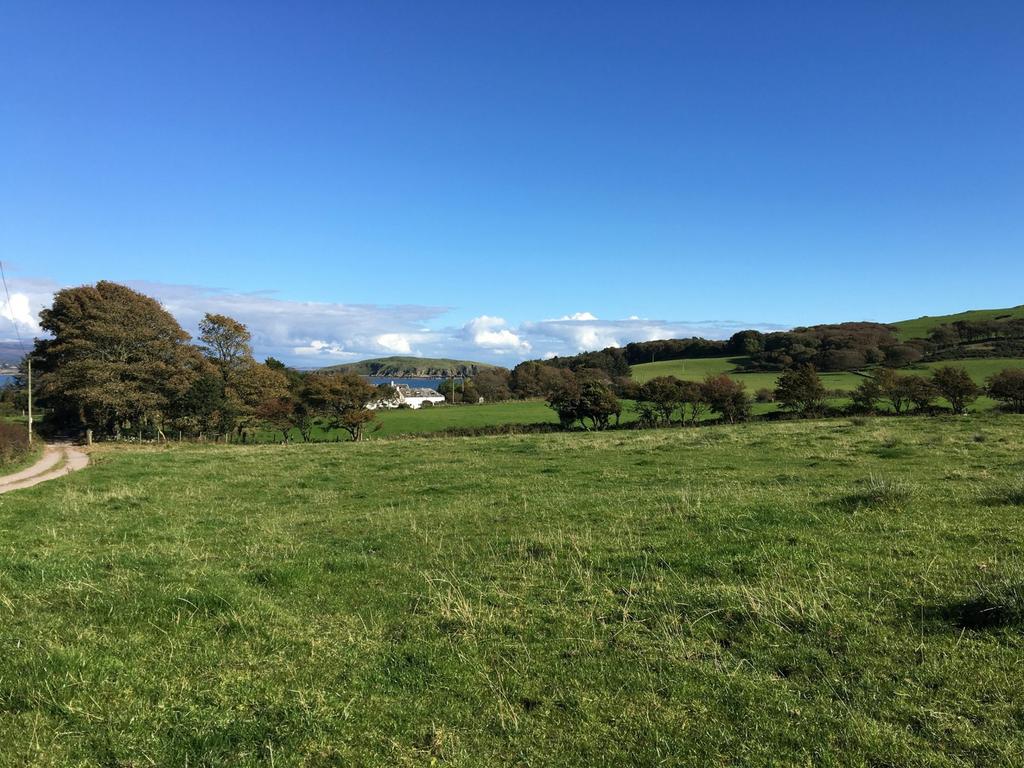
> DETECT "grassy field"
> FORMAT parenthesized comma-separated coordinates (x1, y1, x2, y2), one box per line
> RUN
(892, 306, 1024, 341)
(373, 400, 559, 436)
(250, 401, 564, 443)
(630, 356, 866, 391)
(2, 416, 1024, 765)
(631, 355, 1024, 394)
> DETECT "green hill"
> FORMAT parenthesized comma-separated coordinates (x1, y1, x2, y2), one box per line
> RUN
(892, 305, 1024, 341)
(321, 355, 499, 378)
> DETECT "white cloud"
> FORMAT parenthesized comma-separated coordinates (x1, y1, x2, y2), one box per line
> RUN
(521, 315, 787, 358)
(374, 333, 414, 354)
(463, 315, 531, 352)
(4, 270, 788, 366)
(293, 339, 352, 357)
(0, 292, 36, 331)
(0, 274, 59, 342)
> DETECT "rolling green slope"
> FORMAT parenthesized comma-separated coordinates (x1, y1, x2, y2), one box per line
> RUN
(630, 355, 866, 391)
(321, 355, 498, 377)
(892, 305, 1024, 341)
(630, 355, 1024, 395)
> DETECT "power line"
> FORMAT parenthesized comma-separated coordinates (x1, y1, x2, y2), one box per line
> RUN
(0, 260, 27, 354)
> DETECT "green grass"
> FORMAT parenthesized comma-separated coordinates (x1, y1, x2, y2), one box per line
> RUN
(2, 416, 1024, 765)
(373, 400, 560, 436)
(892, 306, 1024, 341)
(916, 357, 1024, 383)
(631, 355, 866, 391)
(632, 356, 1024, 410)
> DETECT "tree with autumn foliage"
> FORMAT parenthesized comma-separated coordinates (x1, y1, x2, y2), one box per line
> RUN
(32, 281, 204, 437)
(303, 372, 379, 441)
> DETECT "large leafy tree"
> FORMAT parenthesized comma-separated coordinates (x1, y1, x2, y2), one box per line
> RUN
(34, 281, 202, 436)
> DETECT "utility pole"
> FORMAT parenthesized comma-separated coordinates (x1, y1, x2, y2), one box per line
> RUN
(27, 357, 33, 445)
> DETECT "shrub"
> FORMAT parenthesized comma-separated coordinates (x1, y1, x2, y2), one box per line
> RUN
(931, 366, 979, 414)
(987, 369, 1024, 413)
(0, 422, 31, 466)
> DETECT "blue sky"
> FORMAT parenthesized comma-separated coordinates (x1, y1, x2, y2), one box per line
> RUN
(1, 2, 1022, 363)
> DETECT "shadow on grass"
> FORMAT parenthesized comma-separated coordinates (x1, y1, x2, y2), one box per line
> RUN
(834, 476, 915, 512)
(920, 580, 1024, 631)
(980, 480, 1024, 507)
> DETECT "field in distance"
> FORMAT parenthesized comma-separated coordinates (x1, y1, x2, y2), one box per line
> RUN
(629, 355, 1024, 390)
(891, 305, 1024, 341)
(2, 416, 1023, 764)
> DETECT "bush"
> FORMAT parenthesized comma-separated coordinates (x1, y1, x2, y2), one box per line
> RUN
(0, 422, 31, 466)
(987, 369, 1024, 413)
(755, 388, 775, 403)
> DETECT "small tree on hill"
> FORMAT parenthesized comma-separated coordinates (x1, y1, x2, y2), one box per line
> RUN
(678, 380, 709, 425)
(701, 374, 750, 424)
(774, 364, 827, 416)
(903, 375, 938, 412)
(872, 368, 913, 414)
(546, 376, 582, 429)
(639, 376, 684, 425)
(930, 366, 978, 414)
(851, 376, 882, 414)
(987, 369, 1024, 413)
(578, 376, 621, 430)
(546, 371, 620, 430)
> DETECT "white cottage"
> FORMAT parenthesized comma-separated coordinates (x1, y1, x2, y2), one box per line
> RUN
(369, 382, 447, 410)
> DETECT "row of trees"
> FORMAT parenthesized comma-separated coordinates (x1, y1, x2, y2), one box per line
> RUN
(770, 364, 1024, 418)
(27, 282, 388, 441)
(928, 317, 1024, 347)
(620, 363, 1024, 430)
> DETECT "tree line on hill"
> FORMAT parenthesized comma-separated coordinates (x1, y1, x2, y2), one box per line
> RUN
(524, 318, 1024, 380)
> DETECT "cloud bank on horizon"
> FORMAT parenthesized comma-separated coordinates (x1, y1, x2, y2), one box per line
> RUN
(0, 273, 787, 365)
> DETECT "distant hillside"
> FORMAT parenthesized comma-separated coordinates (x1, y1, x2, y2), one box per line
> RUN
(321, 356, 499, 378)
(0, 341, 28, 367)
(893, 306, 1024, 341)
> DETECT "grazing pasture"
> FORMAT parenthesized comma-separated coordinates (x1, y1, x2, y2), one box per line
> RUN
(1, 416, 1023, 765)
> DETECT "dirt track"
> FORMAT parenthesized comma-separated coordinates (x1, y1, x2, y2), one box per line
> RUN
(0, 443, 89, 494)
